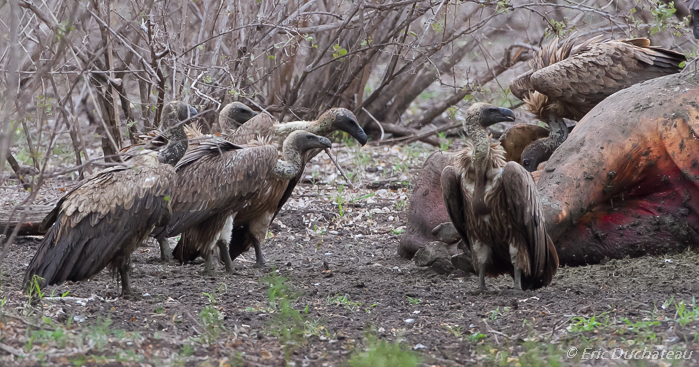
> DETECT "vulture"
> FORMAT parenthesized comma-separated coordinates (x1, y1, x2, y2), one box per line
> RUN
(509, 36, 686, 171)
(23, 101, 194, 296)
(223, 109, 367, 267)
(120, 101, 258, 262)
(165, 130, 332, 273)
(440, 103, 558, 292)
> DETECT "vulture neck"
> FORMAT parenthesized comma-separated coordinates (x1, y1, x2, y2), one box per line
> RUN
(159, 122, 189, 166)
(272, 142, 305, 180)
(275, 119, 327, 140)
(464, 114, 491, 215)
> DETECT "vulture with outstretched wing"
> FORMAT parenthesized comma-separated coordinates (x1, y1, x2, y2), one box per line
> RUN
(510, 36, 685, 171)
(441, 103, 558, 292)
(23, 101, 194, 296)
(169, 130, 332, 272)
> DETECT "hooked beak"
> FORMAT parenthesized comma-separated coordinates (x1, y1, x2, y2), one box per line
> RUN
(498, 107, 515, 122)
(354, 129, 368, 146)
(319, 136, 332, 149)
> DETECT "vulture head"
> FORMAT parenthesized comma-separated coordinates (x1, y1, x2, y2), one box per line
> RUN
(155, 101, 195, 166)
(319, 108, 368, 146)
(219, 102, 258, 129)
(465, 102, 516, 128)
(520, 138, 553, 173)
(285, 130, 333, 153)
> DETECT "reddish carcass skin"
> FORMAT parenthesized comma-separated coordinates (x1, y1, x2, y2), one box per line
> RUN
(540, 72, 699, 264)
(401, 72, 699, 265)
(399, 151, 455, 258)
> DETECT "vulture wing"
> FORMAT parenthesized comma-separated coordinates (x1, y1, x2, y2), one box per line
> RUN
(500, 162, 558, 289)
(24, 155, 173, 287)
(509, 36, 594, 100)
(528, 39, 685, 118)
(440, 165, 471, 248)
(226, 113, 277, 145)
(161, 138, 278, 237)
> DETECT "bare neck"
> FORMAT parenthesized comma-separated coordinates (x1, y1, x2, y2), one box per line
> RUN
(464, 115, 491, 213)
(272, 142, 304, 180)
(274, 119, 328, 140)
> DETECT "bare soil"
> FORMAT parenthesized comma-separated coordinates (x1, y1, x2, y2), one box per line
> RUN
(1, 142, 699, 366)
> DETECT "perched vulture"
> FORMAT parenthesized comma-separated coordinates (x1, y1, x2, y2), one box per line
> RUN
(510, 36, 686, 171)
(224, 109, 368, 267)
(441, 103, 558, 291)
(121, 101, 258, 262)
(167, 131, 332, 273)
(23, 101, 194, 296)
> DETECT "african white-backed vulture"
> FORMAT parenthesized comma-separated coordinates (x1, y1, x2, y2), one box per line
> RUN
(218, 101, 258, 129)
(441, 103, 558, 292)
(121, 102, 258, 262)
(23, 101, 194, 297)
(167, 130, 332, 273)
(510, 36, 685, 171)
(223, 109, 367, 267)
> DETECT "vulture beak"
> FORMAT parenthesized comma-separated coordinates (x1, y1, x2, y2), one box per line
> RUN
(335, 112, 368, 146)
(319, 136, 333, 149)
(498, 108, 515, 122)
(354, 128, 368, 146)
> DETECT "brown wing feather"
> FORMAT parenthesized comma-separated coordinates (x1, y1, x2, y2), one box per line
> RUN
(24, 154, 173, 288)
(528, 40, 685, 119)
(501, 162, 557, 289)
(162, 141, 278, 238)
(226, 113, 277, 145)
(440, 165, 471, 248)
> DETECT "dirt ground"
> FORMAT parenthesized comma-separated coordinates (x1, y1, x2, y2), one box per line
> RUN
(1, 141, 699, 366)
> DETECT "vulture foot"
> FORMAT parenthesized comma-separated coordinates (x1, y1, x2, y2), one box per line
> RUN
(216, 240, 235, 274)
(158, 238, 175, 265)
(202, 253, 217, 274)
(118, 264, 139, 299)
(253, 242, 266, 268)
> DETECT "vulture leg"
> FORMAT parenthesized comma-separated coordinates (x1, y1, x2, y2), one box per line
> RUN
(477, 264, 487, 293)
(510, 244, 523, 292)
(216, 239, 235, 273)
(253, 239, 266, 268)
(513, 267, 523, 291)
(119, 262, 134, 298)
(472, 240, 490, 293)
(203, 252, 216, 274)
(158, 237, 174, 264)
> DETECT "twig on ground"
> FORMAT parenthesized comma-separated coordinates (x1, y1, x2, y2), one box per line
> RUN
(324, 149, 354, 189)
(0, 342, 24, 357)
